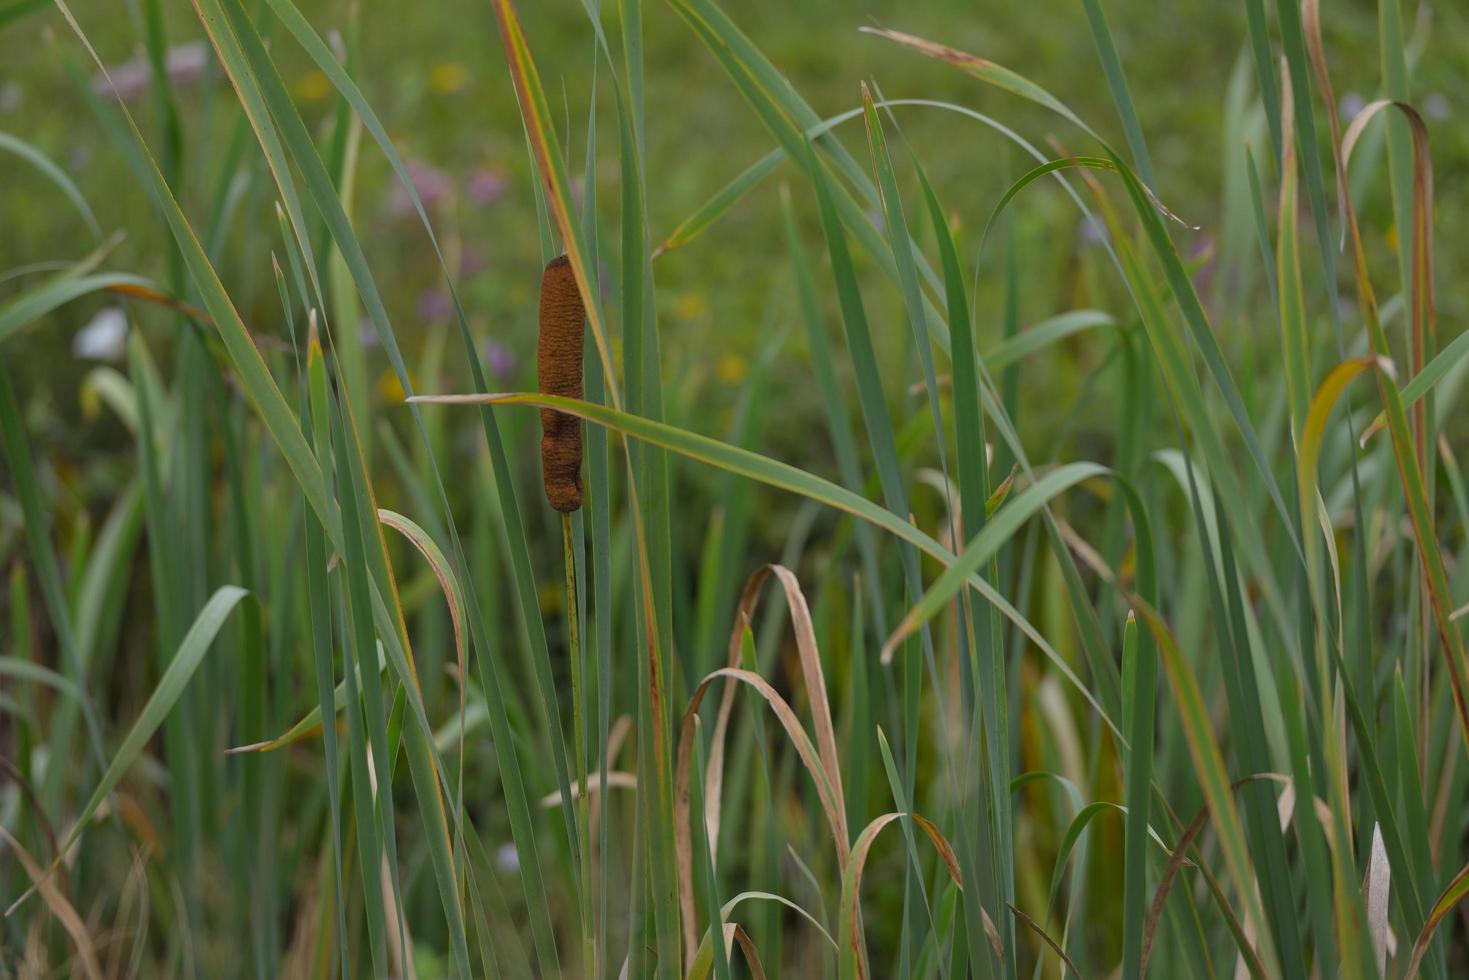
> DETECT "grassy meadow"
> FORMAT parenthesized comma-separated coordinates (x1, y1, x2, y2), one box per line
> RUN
(2, 0, 1469, 976)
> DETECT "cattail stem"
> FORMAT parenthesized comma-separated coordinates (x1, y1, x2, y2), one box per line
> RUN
(563, 512, 594, 970)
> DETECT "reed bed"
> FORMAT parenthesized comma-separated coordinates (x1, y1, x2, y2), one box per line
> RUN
(2, 0, 1467, 976)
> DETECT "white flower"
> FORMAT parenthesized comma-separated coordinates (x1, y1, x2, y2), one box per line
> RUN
(1339, 91, 1367, 122)
(91, 42, 209, 103)
(494, 842, 519, 872)
(73, 307, 128, 361)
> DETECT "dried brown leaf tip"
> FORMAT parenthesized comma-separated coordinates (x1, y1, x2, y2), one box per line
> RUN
(858, 27, 998, 71)
(537, 254, 585, 512)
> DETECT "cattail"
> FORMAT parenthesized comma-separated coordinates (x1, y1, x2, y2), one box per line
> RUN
(537, 254, 585, 512)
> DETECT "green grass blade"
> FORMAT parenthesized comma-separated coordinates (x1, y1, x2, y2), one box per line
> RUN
(982, 310, 1117, 375)
(0, 365, 106, 774)
(329, 395, 413, 973)
(0, 271, 152, 345)
(691, 718, 733, 980)
(0, 130, 101, 238)
(1242, 0, 1283, 165)
(1120, 612, 1154, 978)
(913, 160, 1002, 980)
(654, 149, 781, 258)
(779, 187, 888, 642)
(335, 391, 473, 975)
(33, 586, 249, 891)
(884, 463, 1108, 652)
(304, 331, 352, 977)
(1079, 0, 1157, 188)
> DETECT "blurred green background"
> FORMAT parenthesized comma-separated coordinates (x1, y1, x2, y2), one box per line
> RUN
(5, 0, 1464, 536)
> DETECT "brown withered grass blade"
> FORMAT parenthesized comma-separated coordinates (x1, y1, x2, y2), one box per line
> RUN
(716, 566, 847, 853)
(729, 924, 769, 980)
(1405, 857, 1469, 978)
(674, 657, 847, 964)
(1010, 903, 1086, 980)
(0, 827, 103, 980)
(836, 810, 976, 979)
(1140, 804, 1210, 976)
(858, 27, 1094, 139)
(1331, 75, 1468, 757)
(670, 564, 850, 962)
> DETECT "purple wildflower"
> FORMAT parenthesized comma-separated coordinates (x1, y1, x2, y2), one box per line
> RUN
(417, 288, 452, 323)
(1079, 215, 1108, 247)
(1188, 233, 1217, 296)
(390, 159, 453, 217)
(358, 315, 380, 349)
(482, 338, 516, 382)
(92, 42, 209, 103)
(458, 246, 487, 278)
(467, 166, 508, 206)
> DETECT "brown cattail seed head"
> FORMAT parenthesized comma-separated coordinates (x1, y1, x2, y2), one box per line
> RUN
(537, 254, 585, 512)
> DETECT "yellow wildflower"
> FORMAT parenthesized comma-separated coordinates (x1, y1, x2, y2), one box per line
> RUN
(80, 383, 101, 420)
(430, 62, 467, 94)
(538, 579, 564, 615)
(295, 70, 331, 102)
(715, 352, 748, 385)
(673, 290, 707, 320)
(376, 368, 416, 403)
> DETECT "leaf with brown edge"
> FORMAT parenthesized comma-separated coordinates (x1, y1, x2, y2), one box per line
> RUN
(674, 661, 845, 964)
(1334, 96, 1469, 763)
(728, 925, 768, 980)
(1297, 358, 1392, 524)
(1405, 858, 1469, 978)
(0, 757, 60, 862)
(1010, 903, 1085, 980)
(727, 566, 847, 854)
(377, 507, 471, 872)
(486, 0, 619, 410)
(104, 280, 212, 324)
(858, 27, 1094, 139)
(1343, 99, 1436, 451)
(691, 923, 773, 980)
(1140, 803, 1209, 977)
(1300, 0, 1349, 243)
(685, 890, 835, 980)
(224, 718, 326, 755)
(1138, 772, 1299, 978)
(379, 509, 466, 696)
(0, 827, 103, 980)
(836, 811, 975, 979)
(881, 462, 1110, 662)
